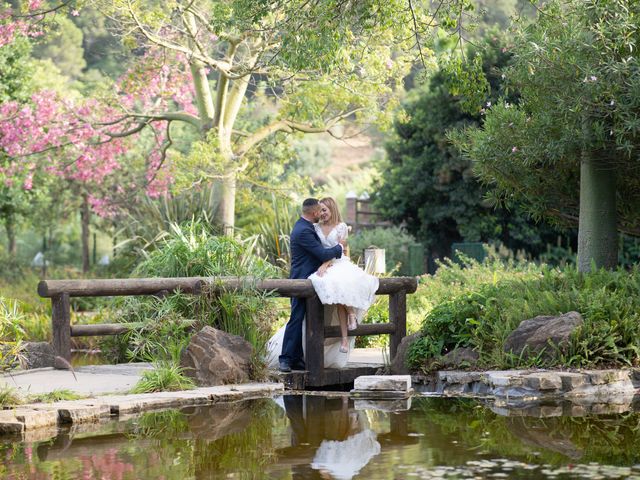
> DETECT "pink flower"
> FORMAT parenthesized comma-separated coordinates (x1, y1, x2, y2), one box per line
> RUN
(511, 146, 518, 153)
(71, 9, 80, 16)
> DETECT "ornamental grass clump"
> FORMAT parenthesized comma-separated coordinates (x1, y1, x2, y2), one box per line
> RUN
(408, 253, 640, 371)
(106, 221, 279, 380)
(0, 297, 25, 371)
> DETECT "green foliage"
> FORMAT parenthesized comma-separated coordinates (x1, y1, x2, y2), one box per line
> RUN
(130, 362, 196, 393)
(452, 0, 640, 234)
(0, 35, 33, 103)
(251, 194, 296, 271)
(349, 226, 418, 275)
(408, 252, 640, 371)
(28, 389, 84, 403)
(0, 385, 23, 407)
(106, 221, 279, 379)
(0, 297, 25, 371)
(376, 33, 573, 260)
(32, 16, 86, 79)
(114, 184, 222, 268)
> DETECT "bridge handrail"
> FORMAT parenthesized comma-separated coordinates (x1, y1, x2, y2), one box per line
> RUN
(38, 275, 418, 385)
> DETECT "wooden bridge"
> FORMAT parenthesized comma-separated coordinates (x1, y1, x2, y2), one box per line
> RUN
(38, 276, 418, 389)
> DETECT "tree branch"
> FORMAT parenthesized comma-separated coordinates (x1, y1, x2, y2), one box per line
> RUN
(237, 108, 362, 157)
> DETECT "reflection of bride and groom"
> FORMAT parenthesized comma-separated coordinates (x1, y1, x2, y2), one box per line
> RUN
(266, 197, 379, 372)
(277, 395, 381, 480)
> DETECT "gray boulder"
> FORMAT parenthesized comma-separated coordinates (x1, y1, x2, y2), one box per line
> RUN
(504, 311, 583, 360)
(22, 342, 56, 369)
(180, 326, 253, 386)
(390, 332, 420, 375)
(439, 347, 479, 369)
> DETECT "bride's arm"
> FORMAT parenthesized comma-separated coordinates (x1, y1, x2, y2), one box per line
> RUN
(316, 260, 333, 277)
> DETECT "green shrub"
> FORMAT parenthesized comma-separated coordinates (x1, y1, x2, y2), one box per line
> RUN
(0, 297, 25, 371)
(105, 221, 279, 380)
(0, 385, 23, 407)
(130, 362, 196, 393)
(408, 252, 640, 371)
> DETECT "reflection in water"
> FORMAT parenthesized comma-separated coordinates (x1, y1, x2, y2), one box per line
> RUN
(311, 429, 381, 479)
(4, 396, 640, 478)
(278, 395, 382, 479)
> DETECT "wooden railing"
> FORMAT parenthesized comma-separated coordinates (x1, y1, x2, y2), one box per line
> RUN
(38, 276, 418, 385)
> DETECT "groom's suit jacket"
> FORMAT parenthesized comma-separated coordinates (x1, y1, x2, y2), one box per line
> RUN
(289, 217, 342, 280)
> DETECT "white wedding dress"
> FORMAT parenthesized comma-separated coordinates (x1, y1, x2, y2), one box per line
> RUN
(265, 222, 379, 370)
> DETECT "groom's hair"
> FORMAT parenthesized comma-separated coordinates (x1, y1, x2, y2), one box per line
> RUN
(302, 198, 320, 214)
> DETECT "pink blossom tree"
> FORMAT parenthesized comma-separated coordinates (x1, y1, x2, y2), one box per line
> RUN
(2, 0, 423, 234)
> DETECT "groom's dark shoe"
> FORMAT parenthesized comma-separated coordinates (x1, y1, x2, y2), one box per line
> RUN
(279, 361, 292, 373)
(291, 361, 306, 371)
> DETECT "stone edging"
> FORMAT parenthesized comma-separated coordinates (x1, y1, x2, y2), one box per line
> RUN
(0, 382, 284, 436)
(413, 369, 640, 401)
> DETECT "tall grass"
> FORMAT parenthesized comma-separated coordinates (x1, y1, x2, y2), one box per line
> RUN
(0, 297, 25, 371)
(106, 221, 280, 380)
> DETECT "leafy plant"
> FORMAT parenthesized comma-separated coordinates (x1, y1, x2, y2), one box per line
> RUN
(106, 221, 279, 380)
(28, 389, 84, 403)
(0, 385, 22, 407)
(407, 251, 640, 371)
(0, 297, 25, 371)
(130, 362, 196, 393)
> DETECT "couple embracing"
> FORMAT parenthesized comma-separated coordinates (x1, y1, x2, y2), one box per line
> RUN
(267, 197, 379, 372)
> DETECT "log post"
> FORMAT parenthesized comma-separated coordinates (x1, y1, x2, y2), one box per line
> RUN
(51, 293, 71, 367)
(305, 295, 324, 386)
(389, 291, 407, 361)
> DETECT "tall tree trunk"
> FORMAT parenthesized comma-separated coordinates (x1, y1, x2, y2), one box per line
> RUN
(80, 194, 91, 273)
(5, 215, 16, 256)
(219, 173, 236, 236)
(577, 150, 618, 272)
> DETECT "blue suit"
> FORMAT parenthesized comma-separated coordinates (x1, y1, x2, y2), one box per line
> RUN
(280, 217, 342, 366)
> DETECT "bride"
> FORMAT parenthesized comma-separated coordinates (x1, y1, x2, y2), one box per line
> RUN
(266, 197, 379, 369)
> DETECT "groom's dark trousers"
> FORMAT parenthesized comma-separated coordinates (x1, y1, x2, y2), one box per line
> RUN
(279, 217, 342, 367)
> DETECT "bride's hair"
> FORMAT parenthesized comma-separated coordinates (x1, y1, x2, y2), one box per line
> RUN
(319, 197, 342, 224)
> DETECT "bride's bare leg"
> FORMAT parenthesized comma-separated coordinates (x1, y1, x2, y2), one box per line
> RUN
(337, 305, 349, 352)
(347, 306, 357, 331)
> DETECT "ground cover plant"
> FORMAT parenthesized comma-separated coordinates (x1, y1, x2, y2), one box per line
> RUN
(408, 250, 640, 371)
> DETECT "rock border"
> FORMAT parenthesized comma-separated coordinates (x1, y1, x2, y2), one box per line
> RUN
(413, 369, 640, 401)
(0, 382, 283, 436)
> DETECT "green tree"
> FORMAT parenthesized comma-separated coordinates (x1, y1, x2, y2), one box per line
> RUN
(0, 36, 34, 256)
(73, 0, 422, 233)
(453, 0, 640, 271)
(32, 16, 86, 80)
(375, 35, 567, 259)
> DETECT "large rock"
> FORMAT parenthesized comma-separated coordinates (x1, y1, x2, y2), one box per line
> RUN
(180, 326, 253, 386)
(439, 347, 479, 369)
(22, 342, 56, 369)
(504, 311, 583, 360)
(389, 332, 420, 375)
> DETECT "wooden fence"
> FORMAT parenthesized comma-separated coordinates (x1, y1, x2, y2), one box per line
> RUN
(38, 276, 417, 387)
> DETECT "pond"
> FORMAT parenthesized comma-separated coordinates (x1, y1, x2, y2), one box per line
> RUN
(2, 394, 640, 479)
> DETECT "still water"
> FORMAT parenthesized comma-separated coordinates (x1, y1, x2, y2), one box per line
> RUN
(2, 394, 640, 479)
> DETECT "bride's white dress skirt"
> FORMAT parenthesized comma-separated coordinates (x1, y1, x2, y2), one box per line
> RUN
(309, 256, 379, 321)
(265, 306, 355, 369)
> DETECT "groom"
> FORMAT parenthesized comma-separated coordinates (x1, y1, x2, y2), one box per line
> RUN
(279, 198, 344, 372)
